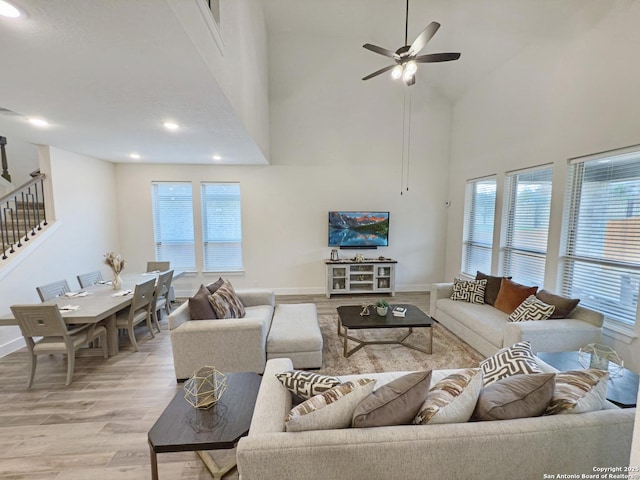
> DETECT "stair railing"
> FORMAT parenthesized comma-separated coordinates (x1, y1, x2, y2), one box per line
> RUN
(0, 171, 47, 261)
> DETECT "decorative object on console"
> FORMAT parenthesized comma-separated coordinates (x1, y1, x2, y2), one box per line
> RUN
(330, 249, 339, 261)
(354, 253, 365, 262)
(183, 366, 227, 409)
(375, 299, 389, 316)
(579, 344, 624, 376)
(104, 251, 126, 290)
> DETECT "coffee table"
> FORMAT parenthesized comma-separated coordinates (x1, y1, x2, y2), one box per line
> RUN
(537, 351, 639, 408)
(148, 372, 261, 480)
(337, 304, 433, 357)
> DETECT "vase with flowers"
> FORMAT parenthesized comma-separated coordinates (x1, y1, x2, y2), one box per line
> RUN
(104, 252, 126, 290)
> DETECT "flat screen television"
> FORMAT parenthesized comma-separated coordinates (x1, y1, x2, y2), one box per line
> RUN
(328, 211, 389, 248)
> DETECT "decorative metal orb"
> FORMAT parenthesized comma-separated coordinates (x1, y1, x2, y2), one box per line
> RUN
(183, 366, 227, 409)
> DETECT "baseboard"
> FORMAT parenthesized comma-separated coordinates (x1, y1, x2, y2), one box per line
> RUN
(0, 335, 25, 358)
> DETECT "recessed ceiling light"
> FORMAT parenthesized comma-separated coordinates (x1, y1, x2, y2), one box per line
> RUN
(129, 153, 141, 160)
(212, 154, 222, 161)
(0, 1, 21, 18)
(28, 118, 49, 128)
(163, 121, 179, 131)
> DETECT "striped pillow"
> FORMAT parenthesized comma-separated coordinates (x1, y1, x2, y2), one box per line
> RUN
(545, 369, 608, 415)
(208, 280, 246, 318)
(508, 295, 555, 322)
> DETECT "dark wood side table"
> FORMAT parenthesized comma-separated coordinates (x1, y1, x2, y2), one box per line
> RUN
(148, 372, 262, 480)
(537, 351, 639, 408)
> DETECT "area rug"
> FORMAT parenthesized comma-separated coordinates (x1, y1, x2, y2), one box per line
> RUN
(317, 314, 484, 376)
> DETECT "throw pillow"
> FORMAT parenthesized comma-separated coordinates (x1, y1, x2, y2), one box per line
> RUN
(471, 373, 555, 421)
(545, 369, 609, 415)
(352, 371, 432, 428)
(208, 280, 246, 319)
(508, 295, 556, 322)
(480, 341, 542, 386)
(413, 369, 483, 425)
(276, 370, 341, 401)
(476, 271, 512, 306)
(188, 284, 218, 320)
(450, 278, 487, 304)
(494, 278, 538, 314)
(284, 378, 376, 432)
(206, 277, 225, 295)
(535, 290, 580, 319)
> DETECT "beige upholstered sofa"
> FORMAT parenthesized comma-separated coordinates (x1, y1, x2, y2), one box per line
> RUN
(236, 357, 634, 480)
(430, 283, 604, 357)
(168, 289, 322, 379)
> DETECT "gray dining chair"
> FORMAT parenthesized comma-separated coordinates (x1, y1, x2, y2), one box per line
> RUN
(115, 278, 156, 352)
(36, 280, 71, 302)
(151, 270, 174, 333)
(77, 270, 104, 288)
(10, 304, 108, 387)
(147, 261, 170, 272)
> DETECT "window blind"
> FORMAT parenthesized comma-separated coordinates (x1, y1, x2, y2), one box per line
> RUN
(151, 182, 196, 271)
(561, 151, 640, 326)
(201, 182, 243, 272)
(462, 177, 497, 276)
(501, 167, 552, 286)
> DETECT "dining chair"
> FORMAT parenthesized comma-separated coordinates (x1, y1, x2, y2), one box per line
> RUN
(77, 270, 104, 288)
(10, 304, 108, 387)
(115, 278, 156, 352)
(147, 261, 170, 272)
(36, 280, 71, 302)
(151, 269, 174, 333)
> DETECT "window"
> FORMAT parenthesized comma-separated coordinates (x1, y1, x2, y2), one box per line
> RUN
(561, 149, 640, 327)
(151, 182, 196, 271)
(462, 177, 497, 276)
(201, 182, 243, 272)
(501, 166, 553, 286)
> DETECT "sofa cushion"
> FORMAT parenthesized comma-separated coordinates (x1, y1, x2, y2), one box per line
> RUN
(536, 290, 580, 319)
(276, 371, 341, 401)
(284, 378, 376, 432)
(208, 280, 246, 319)
(352, 371, 432, 428)
(472, 373, 555, 421)
(188, 284, 218, 320)
(480, 341, 542, 386)
(508, 295, 555, 322)
(494, 278, 538, 314)
(476, 271, 511, 306)
(450, 278, 486, 304)
(545, 369, 608, 415)
(413, 369, 482, 425)
(435, 298, 506, 348)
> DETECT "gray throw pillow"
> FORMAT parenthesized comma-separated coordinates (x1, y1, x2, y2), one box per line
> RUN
(206, 277, 225, 295)
(535, 289, 580, 319)
(352, 371, 432, 428)
(188, 284, 218, 320)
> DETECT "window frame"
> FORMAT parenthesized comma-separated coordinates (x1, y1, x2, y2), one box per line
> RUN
(461, 176, 497, 277)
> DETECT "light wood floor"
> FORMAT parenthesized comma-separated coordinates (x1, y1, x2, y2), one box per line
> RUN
(0, 292, 429, 480)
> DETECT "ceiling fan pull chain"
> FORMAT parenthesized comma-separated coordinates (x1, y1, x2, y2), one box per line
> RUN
(406, 90, 412, 193)
(400, 90, 407, 195)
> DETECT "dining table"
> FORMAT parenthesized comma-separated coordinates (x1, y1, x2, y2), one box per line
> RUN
(0, 270, 183, 356)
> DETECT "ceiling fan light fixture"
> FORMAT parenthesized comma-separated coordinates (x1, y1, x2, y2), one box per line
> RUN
(405, 61, 417, 75)
(402, 69, 415, 83)
(0, 0, 20, 18)
(391, 65, 403, 80)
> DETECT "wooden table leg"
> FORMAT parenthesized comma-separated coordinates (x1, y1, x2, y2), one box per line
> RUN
(105, 314, 119, 356)
(149, 440, 159, 480)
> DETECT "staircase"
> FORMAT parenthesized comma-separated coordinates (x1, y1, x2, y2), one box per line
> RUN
(1, 172, 47, 261)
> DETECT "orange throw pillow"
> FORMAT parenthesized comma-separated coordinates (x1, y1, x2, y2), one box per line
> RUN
(494, 278, 538, 314)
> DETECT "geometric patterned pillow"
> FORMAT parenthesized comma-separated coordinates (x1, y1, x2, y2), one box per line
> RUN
(545, 369, 609, 415)
(450, 278, 487, 304)
(413, 369, 483, 425)
(480, 341, 542, 386)
(508, 295, 555, 322)
(276, 370, 341, 401)
(208, 280, 246, 318)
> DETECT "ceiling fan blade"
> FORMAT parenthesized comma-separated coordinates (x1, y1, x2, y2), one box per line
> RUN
(414, 52, 461, 63)
(409, 22, 440, 55)
(363, 43, 400, 59)
(362, 64, 397, 81)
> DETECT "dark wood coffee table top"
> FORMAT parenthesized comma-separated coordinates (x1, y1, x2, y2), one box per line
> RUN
(537, 351, 639, 408)
(148, 372, 262, 453)
(337, 304, 433, 329)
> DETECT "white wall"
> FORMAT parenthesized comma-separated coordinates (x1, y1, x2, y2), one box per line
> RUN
(445, 2, 640, 370)
(0, 147, 119, 356)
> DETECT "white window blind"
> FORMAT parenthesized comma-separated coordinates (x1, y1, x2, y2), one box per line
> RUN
(561, 150, 640, 326)
(462, 177, 497, 276)
(201, 182, 243, 272)
(151, 182, 196, 271)
(501, 167, 553, 286)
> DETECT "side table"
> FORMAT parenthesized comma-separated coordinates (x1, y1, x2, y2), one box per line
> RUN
(537, 351, 639, 408)
(148, 372, 262, 479)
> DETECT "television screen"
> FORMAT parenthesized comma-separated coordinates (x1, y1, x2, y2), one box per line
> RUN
(328, 211, 389, 248)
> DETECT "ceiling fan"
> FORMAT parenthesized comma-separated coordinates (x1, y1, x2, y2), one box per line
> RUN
(362, 0, 460, 86)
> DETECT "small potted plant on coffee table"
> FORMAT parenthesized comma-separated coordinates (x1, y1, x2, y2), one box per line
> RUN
(376, 299, 389, 316)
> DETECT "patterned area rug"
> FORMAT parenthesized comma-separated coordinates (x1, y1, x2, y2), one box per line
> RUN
(317, 314, 484, 376)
